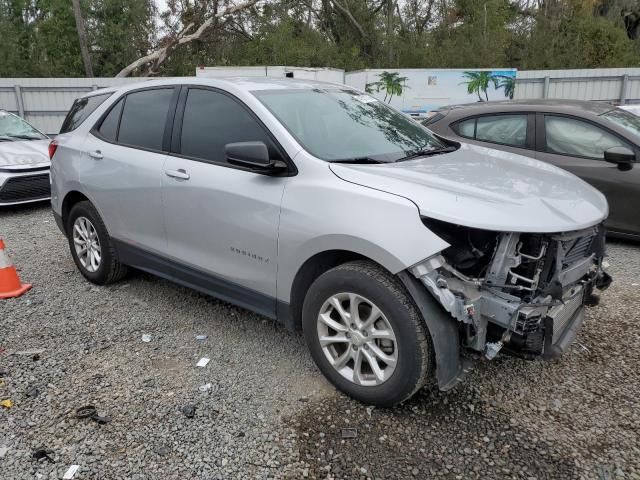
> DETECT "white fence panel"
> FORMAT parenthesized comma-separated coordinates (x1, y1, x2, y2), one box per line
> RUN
(515, 68, 640, 104)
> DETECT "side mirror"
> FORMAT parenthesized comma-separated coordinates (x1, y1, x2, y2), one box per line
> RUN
(604, 146, 635, 170)
(225, 141, 273, 169)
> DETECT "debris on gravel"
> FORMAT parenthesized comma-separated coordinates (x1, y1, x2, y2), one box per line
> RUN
(1, 204, 639, 479)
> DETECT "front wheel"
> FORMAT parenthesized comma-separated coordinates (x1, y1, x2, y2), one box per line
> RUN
(302, 261, 434, 406)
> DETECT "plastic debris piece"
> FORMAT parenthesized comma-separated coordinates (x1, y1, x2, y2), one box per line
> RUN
(26, 386, 40, 398)
(341, 428, 357, 439)
(33, 448, 55, 463)
(141, 334, 152, 343)
(198, 383, 212, 392)
(0, 446, 8, 458)
(196, 357, 210, 368)
(75, 405, 97, 419)
(75, 405, 111, 424)
(12, 348, 45, 356)
(63, 465, 80, 479)
(195, 335, 208, 341)
(181, 403, 196, 418)
(156, 445, 170, 456)
(0, 399, 13, 409)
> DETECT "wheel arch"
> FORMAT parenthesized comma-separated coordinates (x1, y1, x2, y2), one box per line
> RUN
(283, 249, 369, 331)
(61, 190, 91, 228)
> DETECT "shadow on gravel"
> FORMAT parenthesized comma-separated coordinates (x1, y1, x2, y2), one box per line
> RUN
(289, 384, 576, 480)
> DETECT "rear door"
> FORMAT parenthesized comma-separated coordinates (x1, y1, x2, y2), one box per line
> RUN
(161, 86, 290, 316)
(81, 87, 178, 254)
(534, 113, 639, 235)
(448, 113, 536, 158)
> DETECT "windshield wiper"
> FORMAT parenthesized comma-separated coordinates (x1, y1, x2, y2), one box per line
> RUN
(331, 157, 384, 164)
(395, 145, 457, 162)
(7, 134, 42, 140)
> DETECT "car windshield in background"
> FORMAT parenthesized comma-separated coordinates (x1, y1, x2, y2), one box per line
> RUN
(602, 108, 640, 138)
(254, 88, 445, 162)
(0, 111, 47, 141)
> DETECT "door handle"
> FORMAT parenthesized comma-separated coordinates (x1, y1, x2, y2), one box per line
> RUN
(165, 168, 190, 180)
(88, 150, 103, 160)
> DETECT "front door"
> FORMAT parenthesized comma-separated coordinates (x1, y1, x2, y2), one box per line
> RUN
(535, 113, 640, 236)
(161, 87, 289, 316)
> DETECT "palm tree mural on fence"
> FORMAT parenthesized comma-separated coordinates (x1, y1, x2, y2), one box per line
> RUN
(461, 71, 516, 101)
(366, 71, 409, 103)
(495, 75, 515, 99)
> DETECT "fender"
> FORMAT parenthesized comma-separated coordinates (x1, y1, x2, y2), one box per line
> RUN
(397, 270, 471, 391)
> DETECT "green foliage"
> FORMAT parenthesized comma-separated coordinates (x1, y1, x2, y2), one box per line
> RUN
(0, 0, 638, 77)
(0, 0, 155, 77)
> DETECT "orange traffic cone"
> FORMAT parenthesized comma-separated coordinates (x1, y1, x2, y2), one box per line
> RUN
(0, 239, 32, 299)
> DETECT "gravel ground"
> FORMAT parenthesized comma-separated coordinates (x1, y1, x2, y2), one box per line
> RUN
(1, 203, 639, 480)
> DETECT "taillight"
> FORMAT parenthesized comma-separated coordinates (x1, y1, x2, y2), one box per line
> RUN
(48, 140, 58, 160)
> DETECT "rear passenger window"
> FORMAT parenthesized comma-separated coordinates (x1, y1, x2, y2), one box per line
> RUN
(118, 88, 174, 151)
(179, 88, 279, 163)
(454, 114, 528, 148)
(60, 93, 112, 133)
(97, 98, 123, 142)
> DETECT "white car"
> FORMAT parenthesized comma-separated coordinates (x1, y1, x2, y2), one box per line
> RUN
(0, 110, 51, 205)
(619, 104, 640, 117)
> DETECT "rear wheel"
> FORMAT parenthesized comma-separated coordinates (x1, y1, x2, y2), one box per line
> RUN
(66, 201, 128, 285)
(302, 260, 434, 406)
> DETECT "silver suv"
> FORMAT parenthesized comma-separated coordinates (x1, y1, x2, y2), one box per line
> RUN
(50, 78, 611, 406)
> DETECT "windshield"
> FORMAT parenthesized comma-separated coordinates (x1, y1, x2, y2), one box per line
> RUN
(254, 88, 445, 162)
(602, 108, 640, 138)
(0, 111, 47, 141)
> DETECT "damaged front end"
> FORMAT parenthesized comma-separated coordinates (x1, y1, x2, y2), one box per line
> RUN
(412, 218, 612, 362)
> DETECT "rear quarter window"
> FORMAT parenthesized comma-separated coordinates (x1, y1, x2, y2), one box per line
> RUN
(60, 93, 112, 134)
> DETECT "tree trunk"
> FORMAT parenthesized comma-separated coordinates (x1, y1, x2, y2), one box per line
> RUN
(71, 0, 94, 77)
(387, 0, 394, 65)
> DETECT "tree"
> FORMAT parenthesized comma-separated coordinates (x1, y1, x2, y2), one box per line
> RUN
(461, 71, 498, 101)
(116, 0, 261, 77)
(71, 0, 94, 76)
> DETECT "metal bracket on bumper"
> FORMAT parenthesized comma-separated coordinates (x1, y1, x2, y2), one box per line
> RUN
(543, 306, 585, 359)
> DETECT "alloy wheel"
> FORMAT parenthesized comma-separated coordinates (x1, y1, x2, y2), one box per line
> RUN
(72, 216, 102, 273)
(317, 292, 398, 386)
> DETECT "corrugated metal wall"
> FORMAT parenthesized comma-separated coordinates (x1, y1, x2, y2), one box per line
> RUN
(515, 68, 640, 104)
(0, 78, 151, 135)
(3, 68, 640, 135)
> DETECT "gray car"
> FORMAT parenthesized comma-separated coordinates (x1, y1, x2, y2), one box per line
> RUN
(424, 99, 640, 239)
(0, 110, 51, 205)
(50, 79, 611, 406)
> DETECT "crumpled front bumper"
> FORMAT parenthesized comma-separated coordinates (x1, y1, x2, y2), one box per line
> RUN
(410, 227, 611, 361)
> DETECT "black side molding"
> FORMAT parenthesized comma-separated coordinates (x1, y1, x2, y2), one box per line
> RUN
(112, 239, 278, 321)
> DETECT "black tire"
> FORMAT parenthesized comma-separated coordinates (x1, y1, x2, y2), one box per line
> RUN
(302, 260, 434, 407)
(66, 201, 128, 285)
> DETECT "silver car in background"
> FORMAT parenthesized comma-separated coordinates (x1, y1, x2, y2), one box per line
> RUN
(50, 78, 611, 406)
(0, 110, 50, 205)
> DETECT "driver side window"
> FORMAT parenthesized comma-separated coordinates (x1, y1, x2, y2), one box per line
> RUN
(544, 115, 630, 160)
(179, 88, 281, 164)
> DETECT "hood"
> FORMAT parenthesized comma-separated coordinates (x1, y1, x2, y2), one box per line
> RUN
(329, 143, 608, 233)
(0, 139, 50, 169)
